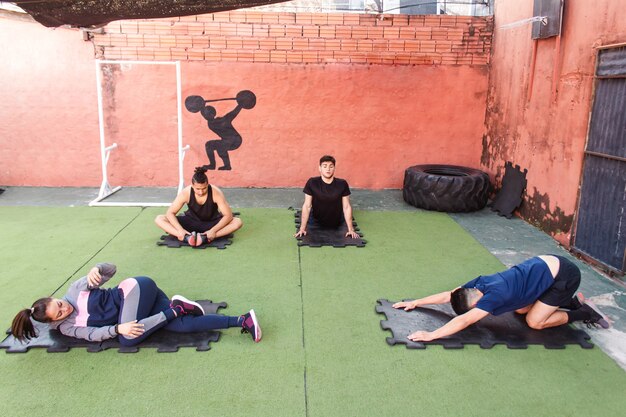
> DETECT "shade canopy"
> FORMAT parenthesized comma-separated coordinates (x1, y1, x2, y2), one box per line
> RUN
(12, 0, 291, 28)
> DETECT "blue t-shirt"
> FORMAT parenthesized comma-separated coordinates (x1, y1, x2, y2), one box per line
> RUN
(462, 257, 554, 316)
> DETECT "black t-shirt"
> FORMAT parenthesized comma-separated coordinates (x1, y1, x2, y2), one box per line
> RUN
(303, 176, 351, 227)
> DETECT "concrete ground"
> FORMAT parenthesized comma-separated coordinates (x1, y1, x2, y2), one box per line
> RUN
(1, 185, 624, 370)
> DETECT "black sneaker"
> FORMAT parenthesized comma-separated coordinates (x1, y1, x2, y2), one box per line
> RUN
(240, 309, 262, 342)
(580, 302, 610, 329)
(170, 295, 205, 316)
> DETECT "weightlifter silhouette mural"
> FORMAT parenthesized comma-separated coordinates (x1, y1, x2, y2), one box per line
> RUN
(185, 90, 256, 171)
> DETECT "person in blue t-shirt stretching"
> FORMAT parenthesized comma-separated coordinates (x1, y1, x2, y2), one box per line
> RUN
(393, 255, 609, 342)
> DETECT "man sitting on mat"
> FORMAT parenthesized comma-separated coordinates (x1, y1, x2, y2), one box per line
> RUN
(393, 255, 610, 342)
(11, 262, 262, 345)
(155, 166, 242, 246)
(294, 155, 359, 239)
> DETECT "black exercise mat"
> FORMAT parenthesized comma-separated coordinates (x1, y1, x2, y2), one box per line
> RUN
(157, 234, 232, 250)
(1, 300, 227, 353)
(375, 299, 593, 349)
(294, 211, 366, 248)
(157, 212, 240, 250)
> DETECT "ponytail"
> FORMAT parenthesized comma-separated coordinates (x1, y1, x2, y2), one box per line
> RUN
(192, 166, 208, 184)
(11, 297, 52, 342)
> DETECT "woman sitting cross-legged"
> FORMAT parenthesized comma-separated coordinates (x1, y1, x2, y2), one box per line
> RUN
(11, 263, 261, 345)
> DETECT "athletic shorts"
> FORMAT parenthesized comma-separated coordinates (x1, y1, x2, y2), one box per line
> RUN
(177, 214, 223, 233)
(538, 255, 581, 307)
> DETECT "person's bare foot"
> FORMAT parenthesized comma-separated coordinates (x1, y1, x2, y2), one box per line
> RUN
(195, 233, 206, 247)
(186, 231, 197, 246)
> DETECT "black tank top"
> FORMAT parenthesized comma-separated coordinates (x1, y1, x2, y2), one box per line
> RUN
(186, 185, 219, 221)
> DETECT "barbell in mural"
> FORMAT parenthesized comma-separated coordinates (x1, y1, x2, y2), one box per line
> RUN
(185, 90, 256, 171)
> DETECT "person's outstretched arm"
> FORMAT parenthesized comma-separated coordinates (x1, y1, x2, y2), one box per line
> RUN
(222, 105, 243, 123)
(58, 320, 144, 342)
(393, 290, 455, 311)
(342, 195, 359, 238)
(408, 308, 489, 342)
(295, 194, 313, 238)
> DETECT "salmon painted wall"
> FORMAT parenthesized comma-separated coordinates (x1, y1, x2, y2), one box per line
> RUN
(0, 11, 491, 189)
(483, 0, 626, 245)
(0, 15, 101, 186)
(178, 62, 488, 189)
(91, 61, 490, 189)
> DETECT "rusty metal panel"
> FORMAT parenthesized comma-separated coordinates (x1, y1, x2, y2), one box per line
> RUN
(574, 157, 626, 272)
(531, 0, 563, 40)
(587, 78, 626, 158)
(597, 46, 626, 77)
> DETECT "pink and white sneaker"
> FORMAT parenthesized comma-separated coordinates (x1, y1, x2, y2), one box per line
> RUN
(171, 295, 205, 316)
(240, 309, 262, 342)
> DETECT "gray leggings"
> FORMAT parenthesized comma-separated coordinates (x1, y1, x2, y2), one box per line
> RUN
(117, 276, 235, 346)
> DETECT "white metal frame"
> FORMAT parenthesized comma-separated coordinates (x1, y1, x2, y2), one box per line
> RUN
(90, 60, 189, 207)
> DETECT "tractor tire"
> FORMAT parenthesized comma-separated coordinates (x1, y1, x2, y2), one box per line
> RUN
(403, 164, 491, 212)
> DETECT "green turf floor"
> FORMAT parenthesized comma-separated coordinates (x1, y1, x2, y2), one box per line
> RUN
(0, 207, 624, 417)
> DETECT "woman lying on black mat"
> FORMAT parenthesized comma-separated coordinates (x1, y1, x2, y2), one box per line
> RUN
(394, 255, 609, 342)
(155, 166, 242, 247)
(11, 263, 261, 345)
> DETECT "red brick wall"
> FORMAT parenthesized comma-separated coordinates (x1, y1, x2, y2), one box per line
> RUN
(0, 11, 493, 189)
(92, 11, 492, 66)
